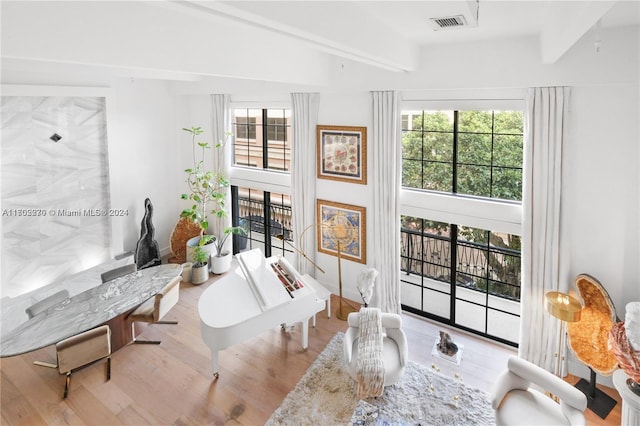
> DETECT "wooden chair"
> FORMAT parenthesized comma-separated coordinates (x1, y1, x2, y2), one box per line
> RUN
(126, 276, 181, 344)
(55, 325, 112, 399)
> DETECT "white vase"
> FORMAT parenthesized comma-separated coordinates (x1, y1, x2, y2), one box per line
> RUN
(185, 236, 217, 263)
(191, 263, 209, 285)
(210, 251, 232, 274)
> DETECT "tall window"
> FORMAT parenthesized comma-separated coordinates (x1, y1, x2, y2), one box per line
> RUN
(233, 108, 291, 171)
(402, 110, 523, 201)
(232, 186, 292, 258)
(400, 108, 523, 346)
(230, 107, 293, 256)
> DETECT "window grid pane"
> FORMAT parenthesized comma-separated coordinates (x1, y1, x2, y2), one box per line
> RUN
(401, 109, 523, 202)
(233, 108, 291, 172)
(400, 215, 521, 346)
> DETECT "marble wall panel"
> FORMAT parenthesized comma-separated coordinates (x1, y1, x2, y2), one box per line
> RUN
(1, 96, 111, 298)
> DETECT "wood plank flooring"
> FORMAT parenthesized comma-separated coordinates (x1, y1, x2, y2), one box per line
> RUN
(1, 271, 622, 425)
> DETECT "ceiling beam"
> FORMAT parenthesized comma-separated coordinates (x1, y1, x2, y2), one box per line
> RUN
(169, 0, 418, 72)
(540, 1, 617, 64)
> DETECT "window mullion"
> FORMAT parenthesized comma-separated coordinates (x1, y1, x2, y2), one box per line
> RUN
(452, 111, 459, 193)
(450, 223, 457, 326)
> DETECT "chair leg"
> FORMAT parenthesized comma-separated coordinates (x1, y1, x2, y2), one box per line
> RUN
(33, 361, 58, 369)
(130, 321, 178, 345)
(106, 356, 111, 381)
(63, 372, 71, 399)
(130, 321, 160, 344)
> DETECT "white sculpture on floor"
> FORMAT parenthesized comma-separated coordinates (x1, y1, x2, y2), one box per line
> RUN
(356, 268, 378, 307)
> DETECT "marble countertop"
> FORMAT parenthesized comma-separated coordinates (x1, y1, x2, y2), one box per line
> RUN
(0, 263, 182, 357)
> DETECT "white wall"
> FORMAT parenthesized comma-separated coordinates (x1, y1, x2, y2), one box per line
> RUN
(107, 78, 182, 255)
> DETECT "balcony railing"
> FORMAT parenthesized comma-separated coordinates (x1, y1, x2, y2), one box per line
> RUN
(400, 227, 521, 302)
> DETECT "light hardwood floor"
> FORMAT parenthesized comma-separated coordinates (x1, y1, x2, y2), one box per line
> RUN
(1, 272, 622, 425)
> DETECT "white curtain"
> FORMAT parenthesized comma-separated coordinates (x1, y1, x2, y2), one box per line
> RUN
(291, 93, 320, 276)
(371, 91, 401, 314)
(519, 87, 571, 372)
(211, 94, 232, 250)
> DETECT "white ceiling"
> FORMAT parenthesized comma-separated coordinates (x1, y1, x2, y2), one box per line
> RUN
(2, 1, 638, 86)
(177, 0, 640, 69)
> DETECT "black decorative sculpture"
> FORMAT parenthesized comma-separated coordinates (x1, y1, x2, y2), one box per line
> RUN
(134, 198, 161, 269)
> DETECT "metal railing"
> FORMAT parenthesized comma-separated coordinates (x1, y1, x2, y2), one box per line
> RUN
(400, 227, 521, 301)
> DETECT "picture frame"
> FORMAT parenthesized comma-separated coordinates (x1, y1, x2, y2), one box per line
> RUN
(317, 125, 367, 185)
(316, 199, 366, 264)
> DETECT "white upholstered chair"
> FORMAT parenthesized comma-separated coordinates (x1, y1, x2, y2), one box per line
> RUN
(126, 276, 181, 344)
(55, 325, 112, 399)
(343, 310, 408, 388)
(491, 356, 587, 426)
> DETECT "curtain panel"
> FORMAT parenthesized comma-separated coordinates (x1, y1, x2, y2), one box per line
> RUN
(291, 93, 320, 276)
(371, 91, 402, 314)
(211, 94, 232, 251)
(519, 87, 571, 372)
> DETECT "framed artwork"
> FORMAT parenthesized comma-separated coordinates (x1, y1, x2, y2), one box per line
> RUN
(316, 199, 366, 264)
(317, 125, 367, 185)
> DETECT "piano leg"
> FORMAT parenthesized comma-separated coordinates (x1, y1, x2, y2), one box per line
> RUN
(210, 349, 220, 378)
(301, 318, 309, 350)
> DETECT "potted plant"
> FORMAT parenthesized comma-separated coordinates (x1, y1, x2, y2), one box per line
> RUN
(190, 236, 212, 285)
(180, 126, 222, 262)
(180, 126, 245, 273)
(210, 225, 247, 274)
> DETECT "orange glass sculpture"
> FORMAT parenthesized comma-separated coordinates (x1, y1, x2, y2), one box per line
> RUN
(567, 274, 618, 375)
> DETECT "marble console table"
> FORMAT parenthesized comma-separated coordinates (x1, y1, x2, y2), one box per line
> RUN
(0, 263, 182, 358)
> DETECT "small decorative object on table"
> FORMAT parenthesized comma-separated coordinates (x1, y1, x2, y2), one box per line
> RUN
(432, 331, 464, 365)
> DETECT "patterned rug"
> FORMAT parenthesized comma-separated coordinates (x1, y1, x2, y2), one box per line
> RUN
(266, 333, 495, 425)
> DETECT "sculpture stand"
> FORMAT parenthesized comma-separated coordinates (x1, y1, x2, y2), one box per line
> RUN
(335, 241, 356, 321)
(574, 368, 617, 419)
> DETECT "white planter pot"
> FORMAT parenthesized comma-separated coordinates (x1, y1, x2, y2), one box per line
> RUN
(185, 236, 217, 263)
(191, 264, 209, 285)
(180, 262, 193, 283)
(210, 251, 232, 274)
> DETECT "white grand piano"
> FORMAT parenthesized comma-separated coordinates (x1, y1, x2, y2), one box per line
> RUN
(198, 248, 326, 377)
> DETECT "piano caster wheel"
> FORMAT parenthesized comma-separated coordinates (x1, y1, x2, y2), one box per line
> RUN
(213, 372, 219, 379)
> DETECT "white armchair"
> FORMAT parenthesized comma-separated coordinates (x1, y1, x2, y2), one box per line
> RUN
(491, 356, 587, 426)
(343, 311, 408, 389)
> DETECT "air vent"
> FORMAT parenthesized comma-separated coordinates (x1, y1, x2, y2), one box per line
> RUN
(429, 15, 468, 30)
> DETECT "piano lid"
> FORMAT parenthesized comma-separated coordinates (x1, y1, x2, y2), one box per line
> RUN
(198, 250, 316, 328)
(198, 267, 267, 328)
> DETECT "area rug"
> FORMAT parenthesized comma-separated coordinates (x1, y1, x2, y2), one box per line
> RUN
(266, 333, 495, 425)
